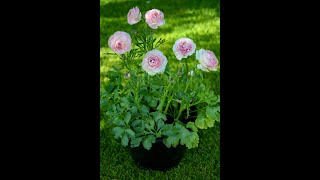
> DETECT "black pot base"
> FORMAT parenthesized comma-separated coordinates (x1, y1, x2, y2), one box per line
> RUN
(129, 139, 186, 171)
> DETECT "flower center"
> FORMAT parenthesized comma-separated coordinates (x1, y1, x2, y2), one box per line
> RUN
(152, 13, 160, 23)
(148, 56, 160, 68)
(115, 40, 123, 49)
(179, 42, 192, 55)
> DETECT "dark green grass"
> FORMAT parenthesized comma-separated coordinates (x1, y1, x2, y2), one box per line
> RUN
(100, 0, 220, 179)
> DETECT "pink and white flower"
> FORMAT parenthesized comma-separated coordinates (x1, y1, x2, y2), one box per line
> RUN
(108, 31, 132, 54)
(196, 49, 219, 72)
(142, 49, 168, 75)
(127, 6, 141, 25)
(145, 9, 165, 29)
(172, 38, 196, 60)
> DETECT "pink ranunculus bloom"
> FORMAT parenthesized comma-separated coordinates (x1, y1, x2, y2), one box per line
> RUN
(145, 9, 165, 29)
(142, 49, 168, 75)
(172, 38, 196, 60)
(196, 49, 219, 72)
(108, 31, 132, 55)
(127, 6, 141, 25)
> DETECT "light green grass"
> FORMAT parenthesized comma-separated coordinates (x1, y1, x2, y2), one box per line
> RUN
(100, 0, 220, 179)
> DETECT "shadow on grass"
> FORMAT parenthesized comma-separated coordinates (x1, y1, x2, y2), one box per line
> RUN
(100, 0, 220, 48)
(100, 0, 220, 18)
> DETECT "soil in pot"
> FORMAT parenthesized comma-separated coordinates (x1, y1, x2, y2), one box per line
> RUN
(129, 138, 186, 171)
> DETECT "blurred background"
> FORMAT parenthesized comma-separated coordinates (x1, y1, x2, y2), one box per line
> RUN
(100, 0, 220, 179)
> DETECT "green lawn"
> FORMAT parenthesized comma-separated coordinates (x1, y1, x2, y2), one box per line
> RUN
(100, 0, 220, 179)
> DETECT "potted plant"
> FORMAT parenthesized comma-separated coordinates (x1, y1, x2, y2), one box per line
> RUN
(100, 6, 220, 171)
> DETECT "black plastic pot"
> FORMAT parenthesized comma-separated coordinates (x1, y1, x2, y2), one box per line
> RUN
(128, 107, 197, 171)
(129, 138, 186, 171)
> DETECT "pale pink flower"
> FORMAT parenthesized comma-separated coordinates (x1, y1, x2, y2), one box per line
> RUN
(172, 38, 196, 60)
(145, 9, 165, 29)
(196, 49, 219, 72)
(142, 49, 168, 75)
(108, 31, 132, 54)
(127, 7, 141, 25)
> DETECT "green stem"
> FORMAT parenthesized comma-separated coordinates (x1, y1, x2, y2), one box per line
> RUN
(184, 82, 189, 93)
(135, 92, 140, 110)
(185, 60, 189, 76)
(133, 76, 141, 111)
(176, 107, 183, 121)
(158, 83, 171, 113)
(164, 91, 174, 114)
(121, 55, 131, 71)
(190, 100, 204, 107)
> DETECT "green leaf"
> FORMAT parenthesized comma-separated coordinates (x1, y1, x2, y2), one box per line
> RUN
(121, 134, 129, 147)
(216, 113, 220, 122)
(145, 123, 151, 130)
(112, 65, 120, 72)
(140, 105, 149, 114)
(150, 112, 167, 121)
(144, 95, 152, 103)
(168, 135, 180, 148)
(107, 70, 118, 78)
(161, 124, 174, 136)
(131, 120, 142, 127)
(130, 106, 138, 114)
(163, 138, 171, 148)
(133, 121, 145, 133)
(180, 135, 188, 145)
(114, 90, 119, 99)
(130, 137, 143, 148)
(156, 131, 162, 138)
(205, 117, 215, 128)
(186, 122, 198, 132)
(121, 97, 129, 105)
(114, 117, 125, 127)
(206, 106, 217, 119)
(112, 127, 125, 139)
(125, 129, 135, 138)
(105, 84, 114, 93)
(139, 89, 148, 96)
(174, 123, 184, 130)
(156, 119, 165, 131)
(100, 99, 107, 107)
(116, 104, 122, 112)
(171, 100, 178, 108)
(149, 120, 155, 129)
(195, 113, 207, 129)
(149, 99, 158, 108)
(142, 135, 156, 150)
(112, 104, 116, 112)
(124, 112, 131, 124)
(188, 132, 199, 149)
